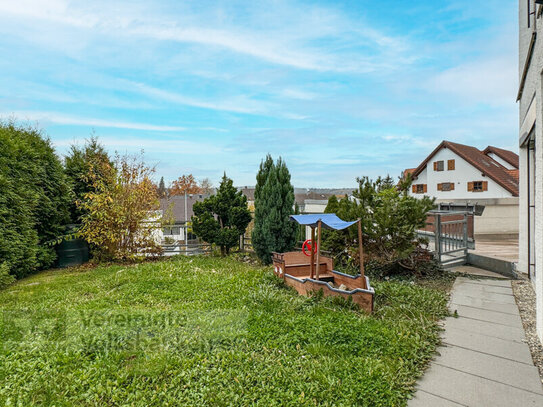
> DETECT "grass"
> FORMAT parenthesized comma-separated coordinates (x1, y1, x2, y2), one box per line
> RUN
(0, 256, 450, 406)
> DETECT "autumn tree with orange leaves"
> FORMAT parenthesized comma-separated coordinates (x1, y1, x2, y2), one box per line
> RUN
(170, 174, 203, 195)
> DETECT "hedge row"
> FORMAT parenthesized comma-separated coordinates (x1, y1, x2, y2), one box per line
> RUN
(0, 121, 70, 279)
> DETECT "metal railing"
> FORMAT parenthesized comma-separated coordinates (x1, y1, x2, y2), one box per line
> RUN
(161, 240, 211, 256)
(421, 211, 470, 267)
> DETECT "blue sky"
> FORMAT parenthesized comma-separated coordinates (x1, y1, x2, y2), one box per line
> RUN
(0, 0, 518, 187)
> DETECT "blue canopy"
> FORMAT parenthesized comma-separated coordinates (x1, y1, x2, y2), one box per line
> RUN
(290, 214, 358, 230)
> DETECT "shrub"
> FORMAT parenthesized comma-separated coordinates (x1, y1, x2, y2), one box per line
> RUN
(0, 121, 70, 278)
(64, 135, 112, 224)
(78, 152, 163, 261)
(0, 263, 15, 289)
(322, 176, 435, 275)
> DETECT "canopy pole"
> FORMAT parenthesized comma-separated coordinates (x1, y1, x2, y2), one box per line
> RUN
(315, 220, 322, 280)
(357, 218, 367, 289)
(310, 226, 315, 279)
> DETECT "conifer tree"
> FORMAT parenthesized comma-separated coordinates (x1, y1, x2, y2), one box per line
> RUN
(158, 176, 166, 197)
(252, 155, 275, 261)
(252, 155, 296, 264)
(192, 173, 251, 256)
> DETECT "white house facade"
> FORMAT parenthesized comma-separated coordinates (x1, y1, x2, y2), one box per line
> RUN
(406, 141, 519, 237)
(518, 0, 543, 343)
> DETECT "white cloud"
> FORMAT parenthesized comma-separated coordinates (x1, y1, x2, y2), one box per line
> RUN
(0, 0, 410, 73)
(426, 55, 517, 107)
(54, 135, 222, 155)
(2, 111, 186, 131)
(127, 81, 273, 114)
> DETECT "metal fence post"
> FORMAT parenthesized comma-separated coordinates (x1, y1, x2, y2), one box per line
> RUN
(463, 213, 468, 263)
(435, 213, 442, 263)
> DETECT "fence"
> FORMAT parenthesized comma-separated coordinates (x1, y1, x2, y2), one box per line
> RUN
(419, 211, 472, 268)
(161, 239, 211, 256)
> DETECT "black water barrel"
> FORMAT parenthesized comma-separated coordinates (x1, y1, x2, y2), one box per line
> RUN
(56, 238, 89, 268)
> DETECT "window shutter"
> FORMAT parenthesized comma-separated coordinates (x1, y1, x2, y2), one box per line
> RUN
(467, 182, 474, 192)
(437, 183, 442, 191)
(412, 185, 416, 193)
(482, 181, 488, 191)
(448, 159, 455, 170)
(433, 161, 438, 171)
(450, 183, 455, 190)
(423, 184, 427, 193)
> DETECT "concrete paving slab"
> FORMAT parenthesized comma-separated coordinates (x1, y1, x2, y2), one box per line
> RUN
(415, 364, 543, 406)
(450, 294, 520, 314)
(435, 345, 543, 393)
(409, 390, 466, 406)
(445, 317, 526, 343)
(410, 276, 543, 407)
(443, 325, 534, 364)
(454, 277, 511, 288)
(451, 265, 508, 279)
(453, 281, 514, 296)
(450, 290, 517, 305)
(451, 304, 524, 328)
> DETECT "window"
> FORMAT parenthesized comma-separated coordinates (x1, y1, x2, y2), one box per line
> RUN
(412, 184, 426, 194)
(433, 161, 444, 171)
(468, 181, 488, 192)
(447, 159, 455, 170)
(163, 226, 181, 235)
(437, 182, 454, 191)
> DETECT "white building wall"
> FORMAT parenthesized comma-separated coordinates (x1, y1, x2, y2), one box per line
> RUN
(518, 0, 543, 342)
(472, 199, 519, 235)
(409, 148, 513, 200)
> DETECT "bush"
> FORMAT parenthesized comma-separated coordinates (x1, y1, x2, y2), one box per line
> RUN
(0, 121, 70, 278)
(322, 176, 435, 276)
(64, 136, 112, 223)
(0, 263, 15, 289)
(78, 152, 163, 261)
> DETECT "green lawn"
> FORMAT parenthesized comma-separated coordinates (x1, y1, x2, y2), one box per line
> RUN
(0, 256, 449, 406)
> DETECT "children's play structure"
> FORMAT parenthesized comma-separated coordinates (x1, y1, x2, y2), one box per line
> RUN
(272, 214, 375, 312)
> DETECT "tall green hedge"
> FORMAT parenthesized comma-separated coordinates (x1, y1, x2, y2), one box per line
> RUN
(0, 121, 70, 278)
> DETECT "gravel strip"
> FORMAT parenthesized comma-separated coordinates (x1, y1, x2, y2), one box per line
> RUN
(512, 278, 543, 382)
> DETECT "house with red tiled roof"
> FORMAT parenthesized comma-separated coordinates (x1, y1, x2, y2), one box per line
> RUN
(406, 140, 519, 237)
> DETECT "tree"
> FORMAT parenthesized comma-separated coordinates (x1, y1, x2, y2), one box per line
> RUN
(199, 178, 213, 194)
(321, 176, 435, 270)
(324, 195, 340, 214)
(65, 136, 112, 223)
(252, 155, 296, 264)
(0, 120, 71, 278)
(157, 176, 167, 198)
(192, 173, 251, 256)
(78, 153, 163, 261)
(170, 174, 202, 195)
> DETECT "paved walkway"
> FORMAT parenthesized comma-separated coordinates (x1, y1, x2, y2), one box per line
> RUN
(450, 265, 508, 279)
(410, 277, 543, 406)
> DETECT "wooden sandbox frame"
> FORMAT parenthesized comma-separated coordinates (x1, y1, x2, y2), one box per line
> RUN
(272, 214, 375, 313)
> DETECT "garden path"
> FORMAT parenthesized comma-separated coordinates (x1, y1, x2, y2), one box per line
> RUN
(409, 277, 543, 406)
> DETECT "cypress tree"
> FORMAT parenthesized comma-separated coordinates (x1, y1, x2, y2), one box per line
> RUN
(252, 155, 296, 264)
(158, 176, 166, 198)
(252, 155, 275, 261)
